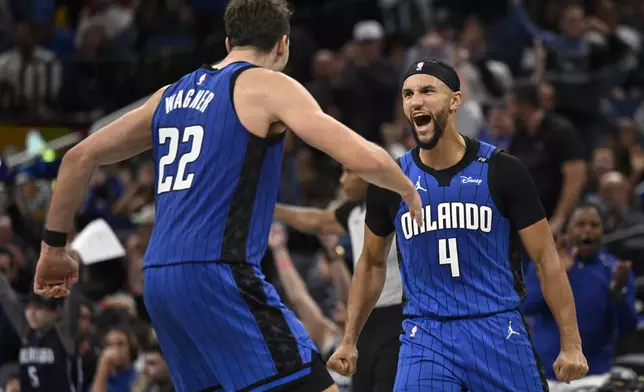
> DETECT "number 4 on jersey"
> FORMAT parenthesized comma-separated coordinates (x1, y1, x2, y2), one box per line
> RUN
(157, 125, 204, 194)
(438, 238, 460, 277)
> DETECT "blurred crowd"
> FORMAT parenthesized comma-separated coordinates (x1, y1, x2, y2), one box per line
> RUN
(2, 0, 644, 391)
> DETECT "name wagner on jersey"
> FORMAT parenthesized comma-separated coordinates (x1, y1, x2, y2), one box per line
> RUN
(400, 202, 493, 240)
(164, 88, 215, 114)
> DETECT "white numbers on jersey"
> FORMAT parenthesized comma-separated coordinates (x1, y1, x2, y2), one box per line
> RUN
(438, 238, 460, 277)
(28, 365, 40, 388)
(157, 125, 204, 194)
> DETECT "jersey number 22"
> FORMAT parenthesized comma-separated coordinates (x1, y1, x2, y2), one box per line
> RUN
(157, 126, 204, 194)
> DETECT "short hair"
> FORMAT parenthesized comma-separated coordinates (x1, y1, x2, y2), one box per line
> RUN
(224, 0, 292, 53)
(513, 81, 540, 108)
(566, 201, 605, 229)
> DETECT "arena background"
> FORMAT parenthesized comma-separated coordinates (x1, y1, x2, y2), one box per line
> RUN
(1, 0, 644, 391)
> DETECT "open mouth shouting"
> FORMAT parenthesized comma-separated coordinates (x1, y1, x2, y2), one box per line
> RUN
(412, 112, 433, 133)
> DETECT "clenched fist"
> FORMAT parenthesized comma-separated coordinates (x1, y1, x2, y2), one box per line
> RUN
(34, 244, 79, 298)
(327, 344, 358, 377)
(553, 347, 588, 383)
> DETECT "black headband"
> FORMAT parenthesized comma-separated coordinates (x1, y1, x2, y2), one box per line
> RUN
(402, 59, 460, 92)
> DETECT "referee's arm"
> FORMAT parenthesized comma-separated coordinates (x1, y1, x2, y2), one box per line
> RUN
(342, 185, 396, 346)
(274, 203, 349, 234)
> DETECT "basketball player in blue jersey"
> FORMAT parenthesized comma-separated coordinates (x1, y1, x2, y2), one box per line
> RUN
(328, 59, 589, 391)
(31, 1, 425, 391)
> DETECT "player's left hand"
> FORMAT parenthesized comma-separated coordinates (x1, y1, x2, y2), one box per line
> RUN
(553, 347, 588, 383)
(34, 243, 79, 298)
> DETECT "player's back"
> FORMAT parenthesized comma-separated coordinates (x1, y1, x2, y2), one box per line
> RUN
(145, 62, 285, 267)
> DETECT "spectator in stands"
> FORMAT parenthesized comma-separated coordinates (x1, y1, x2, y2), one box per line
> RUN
(0, 246, 21, 368)
(268, 223, 351, 391)
(402, 17, 455, 71)
(597, 171, 644, 277)
(613, 118, 644, 183)
(0, 22, 61, 117)
(476, 102, 513, 150)
(306, 49, 345, 122)
(75, 0, 135, 52)
(2, 372, 19, 392)
(456, 16, 513, 105)
(509, 82, 587, 235)
(342, 20, 399, 144)
(134, 0, 194, 55)
(132, 343, 173, 392)
(380, 122, 409, 158)
(0, 0, 12, 48)
(512, 0, 630, 149)
(523, 203, 637, 391)
(92, 325, 139, 392)
(585, 147, 616, 199)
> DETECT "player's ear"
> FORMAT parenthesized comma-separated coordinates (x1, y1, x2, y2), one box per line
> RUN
(225, 38, 232, 53)
(276, 35, 289, 56)
(450, 91, 462, 111)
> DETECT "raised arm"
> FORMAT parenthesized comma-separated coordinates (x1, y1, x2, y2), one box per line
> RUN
(57, 281, 81, 355)
(45, 87, 164, 234)
(34, 87, 165, 298)
(492, 151, 588, 383)
(327, 184, 397, 377)
(267, 223, 340, 348)
(0, 273, 29, 342)
(251, 70, 421, 223)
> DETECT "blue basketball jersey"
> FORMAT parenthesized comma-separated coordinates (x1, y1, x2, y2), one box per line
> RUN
(145, 62, 285, 267)
(394, 139, 522, 318)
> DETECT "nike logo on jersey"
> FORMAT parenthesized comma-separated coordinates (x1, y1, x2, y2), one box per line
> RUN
(164, 88, 215, 114)
(400, 202, 492, 240)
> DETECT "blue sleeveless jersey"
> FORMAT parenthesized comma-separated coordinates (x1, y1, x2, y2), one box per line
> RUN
(395, 141, 522, 318)
(145, 62, 285, 267)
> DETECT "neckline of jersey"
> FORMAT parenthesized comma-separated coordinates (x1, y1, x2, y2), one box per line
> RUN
(199, 61, 252, 72)
(411, 135, 479, 186)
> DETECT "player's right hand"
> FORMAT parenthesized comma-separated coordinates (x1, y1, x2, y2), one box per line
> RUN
(553, 347, 588, 383)
(401, 188, 424, 227)
(327, 343, 358, 377)
(33, 244, 79, 298)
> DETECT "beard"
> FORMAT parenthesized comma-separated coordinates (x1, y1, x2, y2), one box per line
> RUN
(407, 109, 449, 150)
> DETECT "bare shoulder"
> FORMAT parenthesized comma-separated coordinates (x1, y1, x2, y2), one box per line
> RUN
(143, 85, 171, 111)
(232, 68, 309, 137)
(235, 68, 306, 103)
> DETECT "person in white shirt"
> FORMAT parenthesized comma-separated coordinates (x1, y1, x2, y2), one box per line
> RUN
(275, 167, 404, 392)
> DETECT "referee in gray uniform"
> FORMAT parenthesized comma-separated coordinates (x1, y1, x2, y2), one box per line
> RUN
(275, 167, 403, 392)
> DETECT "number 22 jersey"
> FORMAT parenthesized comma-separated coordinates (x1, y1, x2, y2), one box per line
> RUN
(365, 136, 546, 319)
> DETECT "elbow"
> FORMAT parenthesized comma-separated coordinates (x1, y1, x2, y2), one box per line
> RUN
(63, 144, 97, 169)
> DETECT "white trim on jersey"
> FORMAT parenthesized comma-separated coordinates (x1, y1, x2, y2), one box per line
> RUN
(347, 205, 403, 307)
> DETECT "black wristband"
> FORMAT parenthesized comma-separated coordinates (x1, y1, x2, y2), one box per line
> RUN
(42, 229, 68, 248)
